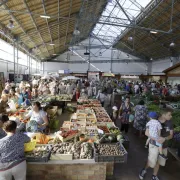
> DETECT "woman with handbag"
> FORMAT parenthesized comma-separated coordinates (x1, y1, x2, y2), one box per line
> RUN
(118, 96, 132, 133)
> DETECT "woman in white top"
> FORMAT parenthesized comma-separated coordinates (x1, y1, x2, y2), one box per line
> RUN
(24, 102, 48, 132)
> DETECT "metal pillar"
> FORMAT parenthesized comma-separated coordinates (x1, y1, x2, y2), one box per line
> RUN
(88, 36, 91, 71)
(110, 48, 113, 73)
(29, 56, 31, 75)
(36, 60, 37, 73)
(13, 41, 16, 83)
(31, 58, 33, 74)
(16, 41, 19, 76)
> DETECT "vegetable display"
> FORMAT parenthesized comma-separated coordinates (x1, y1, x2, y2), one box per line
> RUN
(80, 142, 93, 159)
(51, 143, 73, 154)
(95, 144, 126, 156)
(26, 146, 51, 159)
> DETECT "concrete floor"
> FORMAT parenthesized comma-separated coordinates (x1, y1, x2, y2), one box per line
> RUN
(113, 124, 180, 180)
(59, 111, 180, 180)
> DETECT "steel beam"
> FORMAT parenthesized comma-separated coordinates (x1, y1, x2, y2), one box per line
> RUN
(13, 41, 16, 83)
(58, 0, 60, 51)
(0, 0, 8, 7)
(42, 0, 55, 54)
(2, 4, 43, 57)
(23, 0, 50, 57)
(97, 21, 170, 34)
(115, 0, 132, 22)
(48, 59, 149, 63)
(64, 0, 73, 46)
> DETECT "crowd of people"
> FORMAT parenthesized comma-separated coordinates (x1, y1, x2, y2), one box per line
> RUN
(0, 76, 178, 180)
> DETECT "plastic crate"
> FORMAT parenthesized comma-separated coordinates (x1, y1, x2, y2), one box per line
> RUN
(94, 143, 128, 163)
(25, 145, 52, 162)
(26, 151, 51, 162)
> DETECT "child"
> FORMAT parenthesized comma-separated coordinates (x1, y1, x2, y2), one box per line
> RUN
(146, 112, 167, 159)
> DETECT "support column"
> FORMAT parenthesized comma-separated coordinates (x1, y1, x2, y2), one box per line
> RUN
(29, 56, 31, 75)
(16, 41, 19, 76)
(13, 41, 16, 83)
(110, 48, 113, 73)
(170, 57, 178, 66)
(147, 62, 152, 75)
(88, 36, 91, 71)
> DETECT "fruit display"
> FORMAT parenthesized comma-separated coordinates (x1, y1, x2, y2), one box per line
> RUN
(109, 127, 121, 135)
(62, 121, 72, 128)
(86, 118, 97, 124)
(94, 144, 126, 156)
(97, 126, 110, 133)
(97, 118, 112, 122)
(86, 127, 98, 135)
(61, 130, 79, 138)
(80, 142, 93, 159)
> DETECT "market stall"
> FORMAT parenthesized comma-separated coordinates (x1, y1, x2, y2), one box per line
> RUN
(22, 98, 128, 180)
(163, 62, 180, 85)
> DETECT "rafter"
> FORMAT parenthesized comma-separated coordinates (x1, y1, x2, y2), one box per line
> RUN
(23, 0, 50, 57)
(42, 0, 55, 54)
(64, 0, 73, 46)
(17, 15, 76, 37)
(2, 3, 44, 57)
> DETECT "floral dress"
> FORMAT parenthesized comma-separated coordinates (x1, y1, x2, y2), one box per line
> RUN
(120, 103, 132, 124)
(133, 105, 148, 131)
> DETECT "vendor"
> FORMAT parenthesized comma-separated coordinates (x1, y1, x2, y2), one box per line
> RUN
(9, 89, 18, 104)
(15, 88, 24, 106)
(0, 120, 30, 179)
(24, 102, 49, 132)
(0, 94, 8, 115)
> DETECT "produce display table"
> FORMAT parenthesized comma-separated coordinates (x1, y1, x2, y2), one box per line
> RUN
(25, 98, 128, 180)
(27, 160, 114, 180)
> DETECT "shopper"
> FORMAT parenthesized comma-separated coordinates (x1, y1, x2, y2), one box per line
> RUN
(134, 82, 139, 95)
(24, 102, 49, 132)
(0, 94, 8, 115)
(0, 115, 9, 139)
(146, 112, 167, 159)
(96, 90, 106, 107)
(133, 100, 148, 137)
(118, 96, 132, 133)
(0, 120, 30, 180)
(139, 108, 173, 180)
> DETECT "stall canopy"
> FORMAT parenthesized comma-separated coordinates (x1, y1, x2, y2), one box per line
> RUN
(62, 76, 80, 81)
(163, 63, 180, 77)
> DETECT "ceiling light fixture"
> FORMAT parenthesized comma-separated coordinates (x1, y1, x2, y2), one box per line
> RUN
(99, 52, 102, 56)
(128, 36, 133, 41)
(53, 54, 57, 55)
(40, 15, 51, 19)
(7, 20, 14, 29)
(150, 31, 158, 34)
(73, 29, 80, 36)
(170, 42, 175, 47)
(150, 58, 153, 61)
(49, 43, 55, 46)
